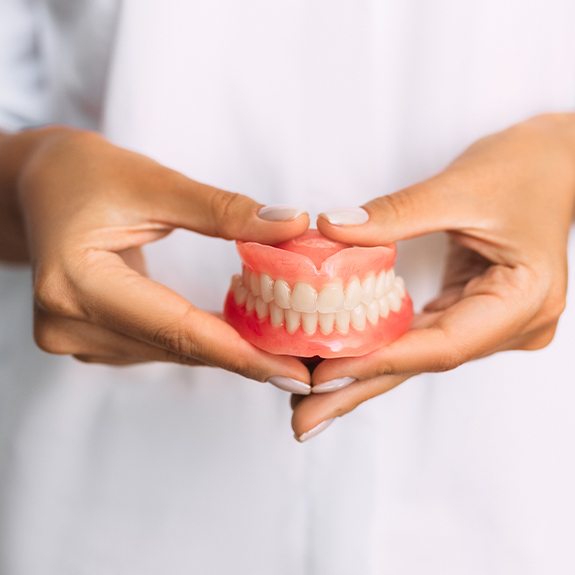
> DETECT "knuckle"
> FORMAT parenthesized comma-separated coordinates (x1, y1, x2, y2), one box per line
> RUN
(151, 322, 198, 359)
(33, 318, 70, 355)
(210, 191, 245, 239)
(433, 352, 463, 372)
(33, 266, 77, 317)
(520, 326, 558, 351)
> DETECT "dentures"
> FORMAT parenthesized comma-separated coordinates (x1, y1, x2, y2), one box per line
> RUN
(224, 230, 413, 358)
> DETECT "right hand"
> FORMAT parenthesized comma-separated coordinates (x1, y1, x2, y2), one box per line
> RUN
(13, 126, 310, 384)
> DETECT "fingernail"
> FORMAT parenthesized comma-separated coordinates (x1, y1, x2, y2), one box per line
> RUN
(295, 418, 335, 442)
(267, 376, 311, 395)
(258, 205, 305, 222)
(312, 376, 355, 394)
(320, 207, 369, 226)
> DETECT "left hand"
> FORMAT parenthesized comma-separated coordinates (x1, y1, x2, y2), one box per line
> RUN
(292, 113, 575, 442)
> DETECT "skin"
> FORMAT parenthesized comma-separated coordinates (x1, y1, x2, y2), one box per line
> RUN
(291, 113, 575, 439)
(0, 126, 311, 384)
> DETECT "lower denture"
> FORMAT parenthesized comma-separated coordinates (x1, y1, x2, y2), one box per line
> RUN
(224, 230, 413, 358)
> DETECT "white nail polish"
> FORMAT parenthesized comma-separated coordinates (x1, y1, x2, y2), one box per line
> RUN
(267, 376, 311, 395)
(258, 205, 305, 222)
(320, 207, 369, 226)
(312, 376, 355, 394)
(296, 418, 335, 442)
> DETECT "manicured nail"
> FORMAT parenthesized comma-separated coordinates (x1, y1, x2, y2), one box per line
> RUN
(320, 207, 369, 226)
(258, 205, 305, 222)
(267, 376, 311, 395)
(312, 376, 355, 394)
(296, 418, 335, 442)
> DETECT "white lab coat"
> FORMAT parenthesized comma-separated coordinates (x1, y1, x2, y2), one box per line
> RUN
(1, 1, 575, 573)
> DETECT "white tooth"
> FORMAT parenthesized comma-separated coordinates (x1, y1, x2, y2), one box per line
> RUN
(367, 300, 379, 325)
(291, 282, 318, 313)
(394, 276, 406, 298)
(351, 304, 367, 331)
(273, 279, 291, 309)
(285, 309, 301, 334)
(269, 302, 284, 327)
(319, 312, 335, 335)
(379, 297, 390, 318)
(384, 269, 395, 292)
(344, 277, 362, 310)
(375, 271, 386, 298)
(388, 291, 402, 312)
(361, 273, 376, 304)
(317, 282, 345, 313)
(302, 312, 318, 335)
(250, 272, 261, 296)
(255, 298, 269, 319)
(246, 293, 256, 313)
(242, 267, 251, 290)
(260, 273, 274, 303)
(335, 310, 351, 334)
(234, 283, 248, 306)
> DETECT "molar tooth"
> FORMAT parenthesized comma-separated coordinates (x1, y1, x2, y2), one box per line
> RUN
(367, 300, 379, 325)
(335, 310, 351, 334)
(285, 309, 301, 334)
(302, 312, 318, 335)
(250, 272, 261, 296)
(273, 279, 291, 309)
(319, 312, 335, 335)
(344, 277, 362, 310)
(361, 273, 376, 304)
(255, 298, 269, 319)
(394, 276, 406, 298)
(379, 297, 390, 318)
(351, 304, 367, 331)
(375, 271, 387, 298)
(317, 282, 344, 313)
(384, 269, 395, 292)
(269, 302, 284, 327)
(291, 282, 318, 313)
(246, 293, 256, 314)
(260, 273, 274, 303)
(388, 291, 402, 313)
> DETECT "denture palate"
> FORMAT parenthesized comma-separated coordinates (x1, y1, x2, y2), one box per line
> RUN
(230, 267, 406, 336)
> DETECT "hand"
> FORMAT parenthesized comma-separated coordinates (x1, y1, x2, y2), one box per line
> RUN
(8, 126, 311, 385)
(292, 113, 575, 441)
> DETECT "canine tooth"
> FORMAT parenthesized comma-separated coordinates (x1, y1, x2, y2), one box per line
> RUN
(250, 272, 261, 296)
(274, 279, 291, 309)
(394, 276, 406, 298)
(351, 304, 367, 331)
(375, 271, 386, 298)
(260, 273, 274, 303)
(384, 269, 395, 292)
(367, 300, 379, 325)
(319, 312, 335, 335)
(361, 273, 376, 303)
(302, 312, 318, 335)
(344, 277, 362, 310)
(291, 282, 317, 313)
(233, 283, 248, 306)
(285, 309, 301, 334)
(317, 283, 344, 313)
(379, 297, 390, 318)
(269, 302, 284, 327)
(335, 310, 351, 334)
(246, 293, 256, 314)
(255, 298, 269, 319)
(388, 291, 402, 312)
(242, 267, 251, 290)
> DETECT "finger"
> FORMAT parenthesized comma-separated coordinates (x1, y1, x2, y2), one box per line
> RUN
(312, 265, 538, 384)
(34, 309, 204, 366)
(316, 172, 474, 246)
(73, 250, 311, 384)
(292, 373, 412, 440)
(146, 171, 310, 244)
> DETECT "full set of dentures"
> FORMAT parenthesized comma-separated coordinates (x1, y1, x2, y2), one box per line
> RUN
(224, 230, 413, 358)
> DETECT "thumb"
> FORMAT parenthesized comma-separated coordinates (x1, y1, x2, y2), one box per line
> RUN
(150, 172, 309, 244)
(317, 174, 470, 246)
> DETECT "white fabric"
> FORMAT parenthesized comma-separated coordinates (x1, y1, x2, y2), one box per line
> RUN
(1, 1, 575, 573)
